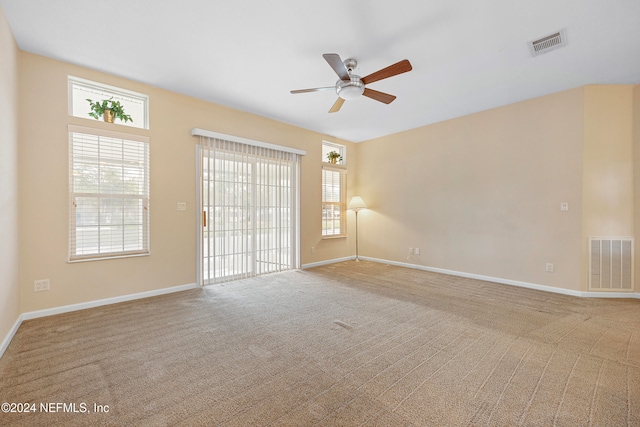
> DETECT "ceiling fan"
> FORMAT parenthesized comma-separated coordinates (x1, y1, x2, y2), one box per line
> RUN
(290, 53, 413, 113)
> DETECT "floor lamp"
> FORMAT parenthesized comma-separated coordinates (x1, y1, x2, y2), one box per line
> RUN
(348, 196, 367, 262)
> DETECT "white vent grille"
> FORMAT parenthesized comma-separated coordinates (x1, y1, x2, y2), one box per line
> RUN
(588, 237, 634, 291)
(528, 29, 568, 57)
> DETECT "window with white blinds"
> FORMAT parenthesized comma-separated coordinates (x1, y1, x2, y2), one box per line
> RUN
(69, 125, 150, 261)
(322, 165, 346, 238)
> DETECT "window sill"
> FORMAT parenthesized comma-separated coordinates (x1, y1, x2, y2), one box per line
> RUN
(321, 235, 347, 240)
(68, 252, 150, 263)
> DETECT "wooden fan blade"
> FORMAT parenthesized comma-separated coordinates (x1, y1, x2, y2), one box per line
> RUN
(290, 87, 335, 94)
(329, 97, 345, 113)
(361, 59, 412, 85)
(323, 53, 350, 81)
(363, 88, 396, 104)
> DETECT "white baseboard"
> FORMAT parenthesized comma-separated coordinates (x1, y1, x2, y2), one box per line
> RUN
(301, 256, 355, 269)
(0, 282, 199, 360)
(22, 282, 199, 321)
(0, 315, 23, 360)
(357, 256, 640, 299)
(579, 291, 640, 298)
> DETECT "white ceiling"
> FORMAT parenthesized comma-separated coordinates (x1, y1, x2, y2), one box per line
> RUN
(2, 0, 640, 142)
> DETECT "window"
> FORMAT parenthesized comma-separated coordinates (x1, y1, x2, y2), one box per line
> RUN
(69, 76, 149, 129)
(322, 169, 346, 238)
(69, 125, 150, 261)
(322, 141, 346, 237)
(322, 141, 346, 164)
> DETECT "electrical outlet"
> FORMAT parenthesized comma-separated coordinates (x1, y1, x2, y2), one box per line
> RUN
(415, 248, 420, 255)
(34, 279, 50, 292)
(560, 202, 569, 212)
(545, 263, 554, 273)
(177, 202, 187, 211)
(409, 248, 414, 255)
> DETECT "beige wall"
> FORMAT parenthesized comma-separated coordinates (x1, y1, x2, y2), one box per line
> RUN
(581, 85, 635, 288)
(357, 88, 587, 291)
(357, 85, 639, 292)
(634, 85, 640, 290)
(18, 52, 355, 313)
(582, 85, 634, 237)
(0, 7, 20, 343)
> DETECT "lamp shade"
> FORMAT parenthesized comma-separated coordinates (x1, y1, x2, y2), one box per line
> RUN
(348, 196, 367, 211)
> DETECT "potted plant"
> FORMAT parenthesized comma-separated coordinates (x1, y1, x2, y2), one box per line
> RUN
(86, 97, 133, 124)
(326, 151, 343, 164)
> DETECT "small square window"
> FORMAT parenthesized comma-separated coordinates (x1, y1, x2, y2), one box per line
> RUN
(322, 141, 346, 165)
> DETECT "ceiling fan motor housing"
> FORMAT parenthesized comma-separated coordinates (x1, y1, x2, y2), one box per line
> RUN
(336, 76, 364, 100)
(343, 58, 358, 73)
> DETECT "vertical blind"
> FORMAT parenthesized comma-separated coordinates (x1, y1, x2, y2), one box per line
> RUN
(200, 135, 302, 284)
(69, 125, 150, 261)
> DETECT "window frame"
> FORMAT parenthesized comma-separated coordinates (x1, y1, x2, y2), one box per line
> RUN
(68, 76, 150, 130)
(68, 125, 150, 262)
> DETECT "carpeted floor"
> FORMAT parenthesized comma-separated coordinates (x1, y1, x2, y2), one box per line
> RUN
(1, 260, 639, 426)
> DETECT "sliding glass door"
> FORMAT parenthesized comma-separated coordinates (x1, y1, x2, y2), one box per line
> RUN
(197, 135, 301, 285)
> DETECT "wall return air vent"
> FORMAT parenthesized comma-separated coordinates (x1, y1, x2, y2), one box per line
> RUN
(588, 237, 634, 292)
(528, 29, 568, 57)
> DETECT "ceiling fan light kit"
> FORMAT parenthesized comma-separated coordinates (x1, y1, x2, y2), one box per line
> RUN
(291, 53, 412, 113)
(337, 76, 365, 100)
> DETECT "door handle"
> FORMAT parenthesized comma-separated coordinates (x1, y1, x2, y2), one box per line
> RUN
(203, 210, 207, 227)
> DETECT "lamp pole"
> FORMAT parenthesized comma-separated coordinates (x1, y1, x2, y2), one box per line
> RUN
(354, 208, 360, 262)
(348, 196, 367, 263)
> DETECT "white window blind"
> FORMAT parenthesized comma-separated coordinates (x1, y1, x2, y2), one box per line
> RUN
(322, 165, 346, 237)
(69, 125, 150, 261)
(199, 135, 302, 284)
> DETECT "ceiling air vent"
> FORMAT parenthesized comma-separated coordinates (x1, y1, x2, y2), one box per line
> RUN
(528, 28, 567, 57)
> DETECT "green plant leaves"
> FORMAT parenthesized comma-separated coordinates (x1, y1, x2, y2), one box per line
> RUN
(86, 97, 133, 123)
